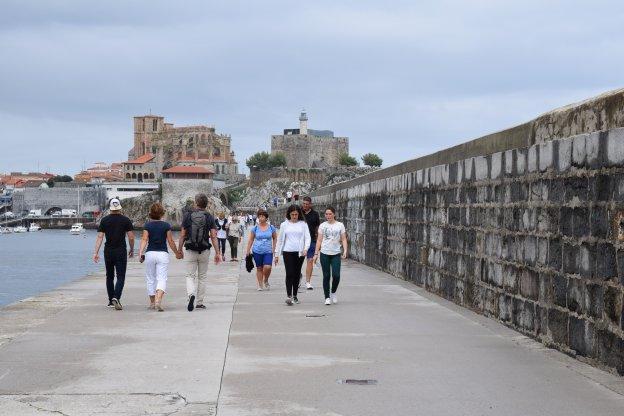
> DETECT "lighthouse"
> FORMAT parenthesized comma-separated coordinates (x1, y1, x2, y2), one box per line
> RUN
(299, 110, 308, 135)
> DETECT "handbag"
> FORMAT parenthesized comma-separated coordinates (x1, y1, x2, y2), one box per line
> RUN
(245, 254, 255, 273)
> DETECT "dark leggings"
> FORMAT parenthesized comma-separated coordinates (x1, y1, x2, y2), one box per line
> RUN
(104, 247, 127, 302)
(218, 238, 227, 256)
(283, 251, 305, 298)
(320, 253, 341, 298)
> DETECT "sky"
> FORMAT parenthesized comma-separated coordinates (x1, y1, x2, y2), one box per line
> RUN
(1, 0, 623, 175)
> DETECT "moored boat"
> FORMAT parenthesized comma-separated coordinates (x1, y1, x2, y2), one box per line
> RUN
(28, 223, 42, 232)
(70, 223, 85, 235)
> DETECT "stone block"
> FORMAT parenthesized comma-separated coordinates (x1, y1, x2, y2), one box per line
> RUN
(567, 278, 587, 314)
(516, 149, 527, 175)
(560, 207, 589, 238)
(528, 145, 539, 172)
(523, 235, 537, 265)
(475, 156, 489, 181)
(604, 286, 623, 325)
(586, 283, 604, 319)
(579, 243, 596, 279)
(595, 243, 617, 280)
(572, 133, 588, 167)
(548, 238, 562, 271)
(520, 269, 539, 301)
(548, 308, 569, 345)
(553, 274, 568, 307)
(606, 127, 624, 166)
(590, 207, 610, 239)
(539, 141, 555, 172)
(513, 299, 536, 332)
(548, 179, 565, 203)
(503, 264, 518, 293)
(539, 273, 553, 304)
(464, 158, 475, 181)
(557, 137, 572, 172)
(499, 294, 512, 322)
(590, 174, 612, 201)
(564, 177, 588, 203)
(618, 250, 624, 286)
(491, 151, 503, 179)
(594, 329, 624, 375)
(570, 317, 594, 357)
(504, 150, 514, 176)
(586, 131, 603, 168)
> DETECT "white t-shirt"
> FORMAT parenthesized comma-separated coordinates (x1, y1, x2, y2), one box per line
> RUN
(216, 218, 227, 239)
(319, 221, 346, 255)
(281, 221, 307, 252)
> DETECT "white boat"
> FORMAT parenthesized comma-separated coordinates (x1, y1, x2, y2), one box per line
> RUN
(70, 223, 85, 235)
(13, 226, 28, 233)
(28, 223, 41, 232)
(0, 227, 12, 234)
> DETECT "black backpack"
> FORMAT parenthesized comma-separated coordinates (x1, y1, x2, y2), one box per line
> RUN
(185, 211, 213, 253)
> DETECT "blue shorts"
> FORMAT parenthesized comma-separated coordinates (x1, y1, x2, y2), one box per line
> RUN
(253, 252, 273, 267)
(306, 241, 317, 259)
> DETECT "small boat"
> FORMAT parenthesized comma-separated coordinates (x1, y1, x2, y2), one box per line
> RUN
(13, 226, 28, 233)
(28, 223, 41, 232)
(70, 223, 85, 235)
(0, 227, 12, 234)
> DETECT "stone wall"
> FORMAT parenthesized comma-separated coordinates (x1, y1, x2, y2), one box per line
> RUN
(271, 134, 349, 168)
(12, 187, 106, 215)
(293, 90, 624, 376)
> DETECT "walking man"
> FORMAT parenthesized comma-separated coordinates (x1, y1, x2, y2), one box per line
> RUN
(302, 196, 320, 290)
(93, 198, 135, 310)
(177, 193, 221, 312)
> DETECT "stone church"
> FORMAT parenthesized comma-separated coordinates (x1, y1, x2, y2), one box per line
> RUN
(271, 111, 349, 169)
(127, 115, 240, 182)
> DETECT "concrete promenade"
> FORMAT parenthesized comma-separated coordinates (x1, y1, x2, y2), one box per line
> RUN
(1, 253, 624, 415)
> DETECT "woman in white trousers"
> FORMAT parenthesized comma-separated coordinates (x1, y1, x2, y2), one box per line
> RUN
(139, 203, 181, 311)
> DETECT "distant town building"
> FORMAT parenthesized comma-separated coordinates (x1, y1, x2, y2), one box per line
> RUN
(0, 172, 55, 190)
(74, 162, 123, 183)
(122, 153, 158, 182)
(129, 115, 241, 182)
(100, 181, 159, 201)
(271, 111, 349, 169)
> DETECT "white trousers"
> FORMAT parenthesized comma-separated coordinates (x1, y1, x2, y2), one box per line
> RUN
(184, 248, 210, 304)
(145, 251, 169, 295)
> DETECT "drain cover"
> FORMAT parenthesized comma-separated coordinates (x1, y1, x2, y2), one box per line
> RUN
(338, 379, 378, 385)
(305, 314, 326, 318)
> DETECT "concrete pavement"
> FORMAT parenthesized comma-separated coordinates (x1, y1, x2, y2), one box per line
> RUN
(1, 251, 624, 415)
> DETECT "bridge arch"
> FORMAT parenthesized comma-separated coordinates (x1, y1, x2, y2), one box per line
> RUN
(45, 207, 62, 216)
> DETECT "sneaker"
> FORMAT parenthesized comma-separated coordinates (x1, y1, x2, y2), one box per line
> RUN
(331, 293, 338, 304)
(187, 295, 195, 312)
(107, 302, 114, 308)
(112, 298, 122, 310)
(325, 298, 331, 305)
(156, 302, 164, 312)
(257, 287, 263, 291)
(264, 282, 270, 291)
(293, 297, 299, 304)
(195, 304, 206, 309)
(285, 297, 293, 306)
(306, 282, 313, 290)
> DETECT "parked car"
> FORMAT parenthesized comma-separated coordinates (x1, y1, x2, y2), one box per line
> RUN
(0, 211, 15, 219)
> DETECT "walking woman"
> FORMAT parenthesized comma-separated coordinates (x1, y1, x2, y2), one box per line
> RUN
(215, 212, 228, 261)
(313, 206, 347, 305)
(227, 215, 245, 261)
(245, 209, 277, 291)
(138, 203, 181, 312)
(275, 205, 311, 305)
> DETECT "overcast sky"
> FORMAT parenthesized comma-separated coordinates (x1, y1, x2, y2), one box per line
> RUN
(1, 0, 623, 175)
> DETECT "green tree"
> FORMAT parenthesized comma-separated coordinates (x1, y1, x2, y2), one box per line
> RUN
(270, 152, 287, 168)
(246, 152, 272, 169)
(339, 153, 358, 166)
(362, 153, 383, 167)
(47, 175, 73, 188)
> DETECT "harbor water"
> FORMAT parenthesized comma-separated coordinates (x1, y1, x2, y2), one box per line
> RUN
(0, 229, 132, 307)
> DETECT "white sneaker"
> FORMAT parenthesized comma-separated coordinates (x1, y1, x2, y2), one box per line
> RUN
(257, 287, 263, 291)
(325, 298, 331, 305)
(264, 282, 270, 290)
(331, 294, 338, 304)
(306, 282, 313, 290)
(285, 297, 293, 306)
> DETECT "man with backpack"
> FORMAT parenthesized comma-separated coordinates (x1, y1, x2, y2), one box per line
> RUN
(177, 193, 221, 312)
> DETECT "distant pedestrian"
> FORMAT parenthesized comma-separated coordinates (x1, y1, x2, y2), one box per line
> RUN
(215, 212, 228, 261)
(301, 196, 320, 290)
(313, 207, 347, 305)
(93, 198, 135, 310)
(138, 203, 181, 312)
(275, 204, 311, 305)
(273, 197, 278, 207)
(245, 209, 277, 291)
(227, 215, 244, 261)
(177, 193, 221, 312)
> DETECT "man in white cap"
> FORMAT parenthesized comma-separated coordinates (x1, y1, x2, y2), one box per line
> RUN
(93, 197, 135, 310)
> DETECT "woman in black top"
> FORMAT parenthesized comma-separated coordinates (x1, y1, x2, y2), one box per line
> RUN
(138, 203, 180, 311)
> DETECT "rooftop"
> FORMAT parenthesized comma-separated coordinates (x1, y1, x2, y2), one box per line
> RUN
(125, 153, 155, 164)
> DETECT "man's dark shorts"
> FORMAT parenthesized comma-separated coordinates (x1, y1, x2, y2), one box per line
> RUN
(306, 241, 316, 259)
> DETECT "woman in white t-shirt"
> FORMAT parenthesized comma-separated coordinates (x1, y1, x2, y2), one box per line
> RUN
(313, 206, 347, 305)
(275, 204, 311, 305)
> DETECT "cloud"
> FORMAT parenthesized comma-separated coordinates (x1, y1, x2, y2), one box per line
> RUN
(0, 0, 623, 174)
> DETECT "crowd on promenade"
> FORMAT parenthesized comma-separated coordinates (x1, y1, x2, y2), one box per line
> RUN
(92, 193, 347, 311)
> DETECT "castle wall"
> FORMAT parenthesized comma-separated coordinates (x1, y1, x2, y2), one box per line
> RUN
(271, 134, 349, 168)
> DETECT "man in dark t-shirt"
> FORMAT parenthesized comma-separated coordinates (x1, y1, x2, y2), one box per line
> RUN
(302, 196, 320, 290)
(93, 198, 134, 310)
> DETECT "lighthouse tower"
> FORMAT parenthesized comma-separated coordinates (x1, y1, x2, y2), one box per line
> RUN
(299, 110, 308, 135)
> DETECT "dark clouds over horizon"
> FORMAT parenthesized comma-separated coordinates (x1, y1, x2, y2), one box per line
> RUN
(1, 0, 623, 175)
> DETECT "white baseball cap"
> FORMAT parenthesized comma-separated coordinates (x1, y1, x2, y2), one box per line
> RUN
(109, 198, 122, 211)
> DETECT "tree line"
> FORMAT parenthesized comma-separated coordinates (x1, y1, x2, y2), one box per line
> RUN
(246, 152, 382, 169)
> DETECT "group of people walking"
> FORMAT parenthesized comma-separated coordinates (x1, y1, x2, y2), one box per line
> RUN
(93, 193, 347, 311)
